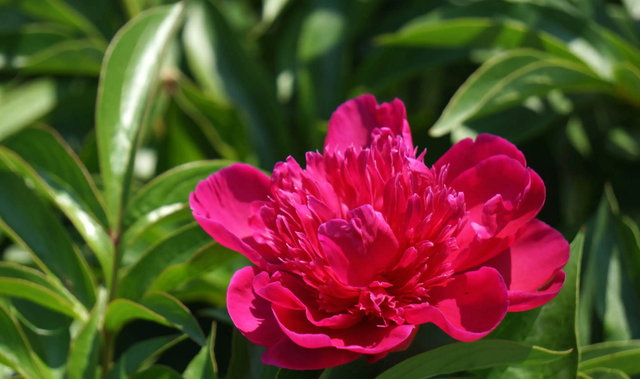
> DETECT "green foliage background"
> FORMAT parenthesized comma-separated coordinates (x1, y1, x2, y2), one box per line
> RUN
(1, 0, 640, 378)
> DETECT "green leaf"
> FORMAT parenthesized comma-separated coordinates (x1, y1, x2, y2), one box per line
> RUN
(580, 344, 640, 375)
(106, 292, 206, 346)
(355, 47, 467, 91)
(582, 368, 631, 379)
(579, 187, 640, 345)
(377, 18, 583, 64)
(0, 303, 48, 379)
(182, 0, 228, 103)
(148, 241, 241, 294)
(296, 0, 349, 145)
(118, 223, 213, 301)
(96, 3, 185, 232)
(0, 27, 104, 75)
(119, 204, 193, 267)
(0, 171, 96, 308)
(375, 340, 569, 379)
(429, 50, 611, 137)
(0, 78, 57, 141)
(130, 365, 183, 379)
(183, 323, 217, 379)
(67, 289, 107, 379)
(175, 77, 257, 164)
(108, 335, 186, 379)
(19, 0, 106, 40)
(1, 127, 114, 286)
(227, 328, 271, 379)
(613, 62, 640, 105)
(488, 230, 584, 378)
(177, 0, 291, 166)
(0, 277, 86, 320)
(582, 341, 640, 361)
(123, 160, 231, 227)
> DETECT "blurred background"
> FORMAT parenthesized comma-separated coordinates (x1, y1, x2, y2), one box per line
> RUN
(2, 0, 640, 375)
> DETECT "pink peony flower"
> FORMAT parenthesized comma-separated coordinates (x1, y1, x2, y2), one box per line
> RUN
(190, 95, 569, 370)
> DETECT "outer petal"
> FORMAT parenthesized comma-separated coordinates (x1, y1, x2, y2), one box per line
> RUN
(227, 266, 284, 346)
(324, 94, 412, 154)
(262, 337, 361, 370)
(482, 219, 570, 312)
(447, 156, 545, 271)
(190, 163, 271, 265)
(318, 205, 399, 287)
(404, 267, 508, 342)
(273, 305, 416, 354)
(434, 134, 526, 183)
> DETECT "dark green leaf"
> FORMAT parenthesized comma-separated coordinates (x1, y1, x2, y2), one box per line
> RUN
(0, 171, 96, 308)
(108, 335, 186, 379)
(430, 50, 611, 138)
(183, 323, 217, 379)
(0, 303, 48, 379)
(148, 241, 242, 294)
(106, 292, 205, 346)
(130, 365, 183, 379)
(375, 340, 570, 379)
(119, 204, 193, 267)
(377, 18, 582, 64)
(489, 230, 584, 378)
(96, 3, 185, 231)
(1, 127, 114, 286)
(19, 0, 106, 40)
(177, 0, 292, 166)
(118, 223, 212, 301)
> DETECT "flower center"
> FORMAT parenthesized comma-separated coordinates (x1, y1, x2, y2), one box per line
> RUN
(249, 127, 468, 325)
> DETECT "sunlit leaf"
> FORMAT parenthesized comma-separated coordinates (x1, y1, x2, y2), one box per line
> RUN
(96, 3, 185, 231)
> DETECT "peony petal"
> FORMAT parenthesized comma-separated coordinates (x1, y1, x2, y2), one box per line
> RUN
(318, 205, 399, 287)
(482, 219, 569, 312)
(366, 326, 419, 363)
(450, 155, 532, 209)
(273, 305, 416, 354)
(190, 163, 271, 266)
(434, 134, 526, 183)
(254, 271, 363, 328)
(262, 337, 361, 370)
(227, 266, 284, 346)
(404, 267, 508, 342)
(324, 95, 412, 154)
(447, 156, 545, 271)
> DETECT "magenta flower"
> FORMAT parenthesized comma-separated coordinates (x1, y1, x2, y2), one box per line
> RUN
(190, 95, 570, 370)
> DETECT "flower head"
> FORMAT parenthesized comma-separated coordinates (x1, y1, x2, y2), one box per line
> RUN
(190, 95, 569, 370)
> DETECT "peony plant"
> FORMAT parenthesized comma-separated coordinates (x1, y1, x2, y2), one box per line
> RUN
(191, 95, 569, 369)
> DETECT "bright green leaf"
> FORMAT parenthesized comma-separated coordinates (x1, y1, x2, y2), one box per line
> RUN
(96, 3, 185, 232)
(0, 78, 57, 141)
(582, 368, 631, 379)
(67, 289, 107, 379)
